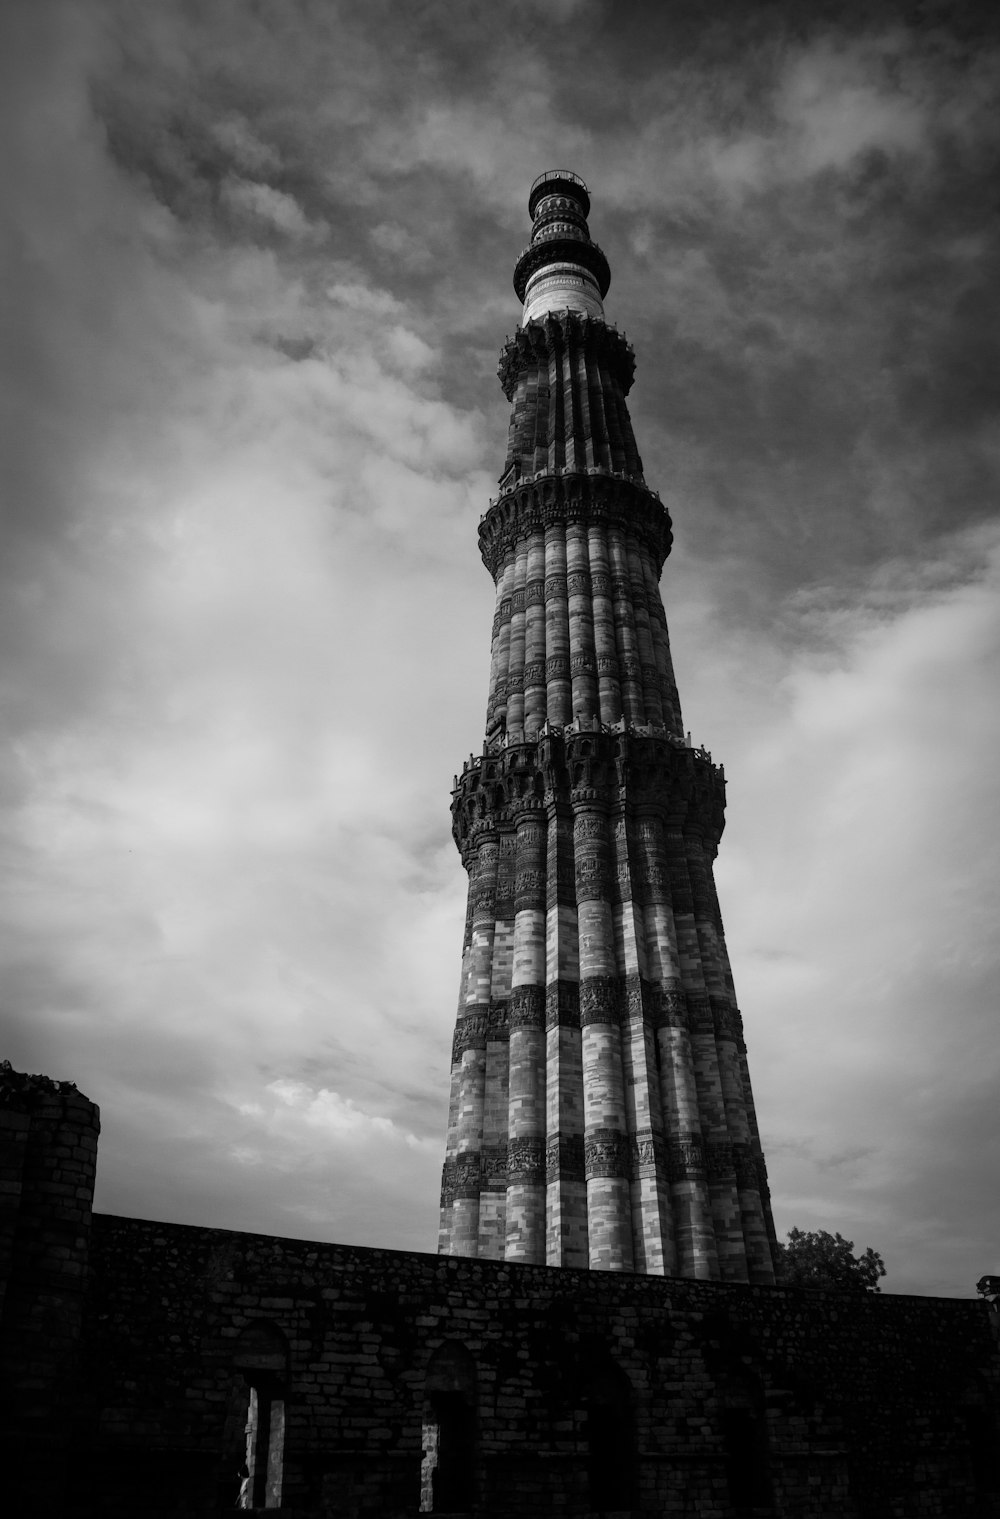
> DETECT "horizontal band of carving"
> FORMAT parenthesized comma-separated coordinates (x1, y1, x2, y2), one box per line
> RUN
(667, 1136, 705, 1182)
(705, 1139, 736, 1182)
(580, 975, 622, 1026)
(508, 1134, 545, 1183)
(452, 731, 725, 866)
(732, 1142, 759, 1192)
(711, 997, 743, 1044)
(546, 981, 580, 1029)
(585, 1127, 630, 1179)
(498, 313, 627, 398)
(488, 999, 510, 1040)
(513, 869, 547, 909)
(522, 661, 547, 686)
(651, 984, 688, 1031)
(480, 472, 672, 580)
(631, 1127, 667, 1176)
(444, 1152, 484, 1201)
(546, 1131, 585, 1183)
(510, 985, 546, 1029)
(574, 857, 611, 902)
(686, 993, 714, 1035)
(545, 654, 570, 677)
(452, 1009, 489, 1062)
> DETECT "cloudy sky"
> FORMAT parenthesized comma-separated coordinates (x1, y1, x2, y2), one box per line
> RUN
(3, 0, 998, 1298)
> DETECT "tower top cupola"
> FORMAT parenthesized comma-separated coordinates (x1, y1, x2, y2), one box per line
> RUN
(514, 169, 611, 325)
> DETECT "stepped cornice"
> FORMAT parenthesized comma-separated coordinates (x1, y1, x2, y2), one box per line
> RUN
(513, 235, 611, 305)
(478, 470, 672, 579)
(497, 313, 636, 401)
(451, 728, 726, 866)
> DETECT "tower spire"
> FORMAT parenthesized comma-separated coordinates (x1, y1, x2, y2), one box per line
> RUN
(439, 174, 777, 1282)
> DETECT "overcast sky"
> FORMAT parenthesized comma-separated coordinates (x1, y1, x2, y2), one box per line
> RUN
(2, 0, 998, 1298)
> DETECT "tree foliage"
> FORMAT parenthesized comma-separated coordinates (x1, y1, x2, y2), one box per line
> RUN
(777, 1228, 886, 1293)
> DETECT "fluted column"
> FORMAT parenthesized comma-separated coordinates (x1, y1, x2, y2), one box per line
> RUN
(608, 525, 644, 723)
(524, 531, 547, 737)
(543, 522, 571, 725)
(640, 547, 682, 735)
(614, 812, 673, 1275)
(505, 537, 529, 737)
(627, 537, 662, 726)
(576, 804, 632, 1271)
(635, 811, 715, 1277)
(486, 556, 515, 735)
(588, 525, 623, 724)
(505, 808, 547, 1261)
(477, 829, 515, 1259)
(566, 522, 598, 720)
(545, 794, 586, 1265)
(449, 832, 499, 1256)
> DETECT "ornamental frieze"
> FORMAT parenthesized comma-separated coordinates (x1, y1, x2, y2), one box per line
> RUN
(574, 856, 611, 902)
(507, 1134, 545, 1183)
(584, 1128, 630, 1179)
(732, 1143, 759, 1192)
(624, 974, 646, 1022)
(651, 984, 688, 1031)
(480, 1143, 509, 1189)
(478, 473, 672, 580)
(513, 870, 547, 909)
(487, 998, 510, 1040)
(546, 1131, 585, 1183)
(451, 1009, 489, 1063)
(453, 1152, 482, 1200)
(546, 980, 580, 1029)
(705, 1139, 735, 1181)
(711, 998, 741, 1043)
(510, 985, 546, 1029)
(667, 1136, 705, 1182)
(630, 1128, 666, 1178)
(580, 976, 621, 1026)
(685, 993, 714, 1035)
(450, 731, 725, 862)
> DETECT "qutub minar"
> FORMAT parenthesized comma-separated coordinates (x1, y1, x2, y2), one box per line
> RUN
(438, 170, 778, 1284)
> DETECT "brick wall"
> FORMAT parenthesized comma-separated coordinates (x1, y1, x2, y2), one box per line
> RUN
(76, 1214, 998, 1518)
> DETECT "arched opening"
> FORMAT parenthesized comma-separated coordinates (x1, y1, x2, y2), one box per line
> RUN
(420, 1341, 477, 1514)
(584, 1356, 636, 1513)
(232, 1322, 288, 1510)
(961, 1383, 999, 1498)
(719, 1369, 772, 1516)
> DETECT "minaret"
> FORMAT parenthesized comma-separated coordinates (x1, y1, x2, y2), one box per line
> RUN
(439, 172, 777, 1283)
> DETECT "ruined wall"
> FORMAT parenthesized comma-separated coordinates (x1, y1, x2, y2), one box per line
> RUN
(0, 1070, 996, 1519)
(0, 1065, 100, 1516)
(73, 1215, 998, 1519)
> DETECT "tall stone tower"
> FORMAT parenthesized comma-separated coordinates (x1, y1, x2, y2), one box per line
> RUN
(439, 172, 776, 1284)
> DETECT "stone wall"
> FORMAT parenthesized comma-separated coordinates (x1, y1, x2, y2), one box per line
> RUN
(0, 1070, 996, 1518)
(0, 1064, 100, 1515)
(69, 1215, 998, 1518)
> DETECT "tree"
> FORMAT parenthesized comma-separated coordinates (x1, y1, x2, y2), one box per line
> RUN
(777, 1228, 886, 1293)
